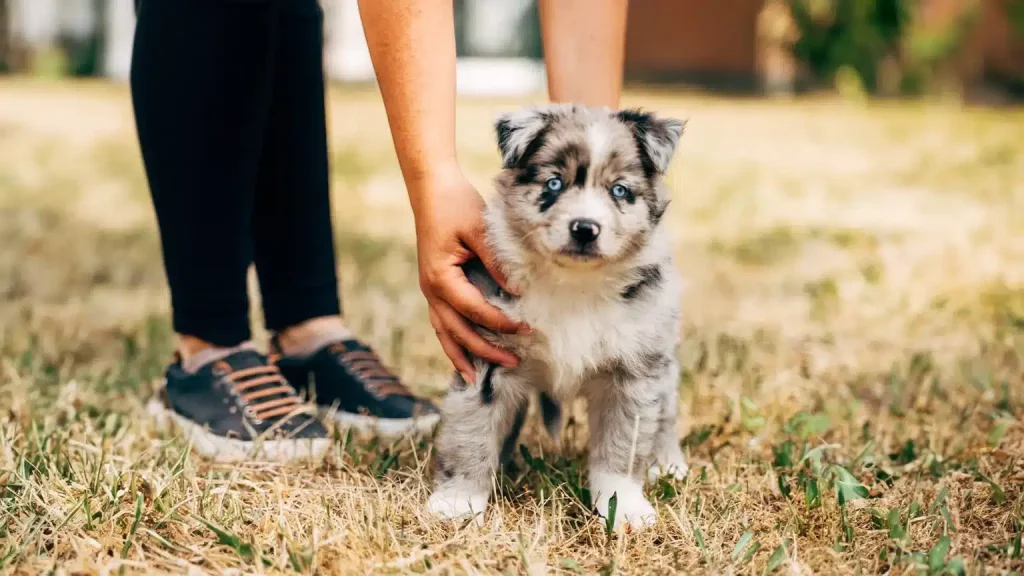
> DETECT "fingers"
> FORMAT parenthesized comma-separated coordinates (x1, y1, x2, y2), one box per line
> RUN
(434, 270, 524, 335)
(429, 309, 476, 382)
(462, 231, 518, 296)
(435, 300, 519, 368)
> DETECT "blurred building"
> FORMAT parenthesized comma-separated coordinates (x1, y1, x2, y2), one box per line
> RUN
(1, 0, 549, 94)
(1, 0, 1021, 96)
(321, 0, 769, 93)
(322, 0, 546, 96)
(623, 0, 1024, 94)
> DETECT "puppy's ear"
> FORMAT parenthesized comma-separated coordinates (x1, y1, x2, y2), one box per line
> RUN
(616, 109, 685, 177)
(495, 108, 551, 169)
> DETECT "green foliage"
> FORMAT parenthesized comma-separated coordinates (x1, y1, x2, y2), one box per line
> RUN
(789, 0, 911, 93)
(1007, 0, 1024, 36)
(604, 493, 618, 537)
(29, 47, 70, 79)
(765, 540, 792, 573)
(787, 0, 980, 95)
(731, 531, 755, 563)
(194, 515, 263, 565)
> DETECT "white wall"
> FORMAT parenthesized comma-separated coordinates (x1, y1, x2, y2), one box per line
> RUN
(9, 0, 61, 47)
(103, 0, 135, 80)
(9, 0, 96, 45)
(322, 0, 375, 82)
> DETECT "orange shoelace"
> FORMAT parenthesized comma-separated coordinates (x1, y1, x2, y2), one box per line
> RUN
(214, 361, 303, 422)
(329, 343, 411, 398)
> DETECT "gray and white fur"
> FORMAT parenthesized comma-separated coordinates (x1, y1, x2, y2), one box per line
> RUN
(427, 104, 688, 531)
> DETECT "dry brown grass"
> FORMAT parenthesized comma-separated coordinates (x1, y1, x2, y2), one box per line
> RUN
(2, 79, 1024, 575)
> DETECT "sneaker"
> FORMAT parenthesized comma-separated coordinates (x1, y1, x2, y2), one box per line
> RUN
(273, 338, 441, 437)
(148, 349, 331, 463)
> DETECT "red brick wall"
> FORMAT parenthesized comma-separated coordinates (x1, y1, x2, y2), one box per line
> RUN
(624, 0, 764, 81)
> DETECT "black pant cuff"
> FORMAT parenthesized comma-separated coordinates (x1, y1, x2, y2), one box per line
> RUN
(261, 283, 342, 332)
(172, 307, 251, 347)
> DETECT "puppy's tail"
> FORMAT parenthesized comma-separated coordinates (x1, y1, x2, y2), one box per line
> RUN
(538, 392, 563, 440)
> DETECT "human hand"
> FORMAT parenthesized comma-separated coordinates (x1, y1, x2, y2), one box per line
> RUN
(409, 163, 528, 381)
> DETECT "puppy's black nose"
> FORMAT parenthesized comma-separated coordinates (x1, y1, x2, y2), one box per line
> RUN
(569, 219, 601, 244)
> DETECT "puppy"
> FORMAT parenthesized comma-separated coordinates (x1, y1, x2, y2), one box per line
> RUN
(428, 104, 687, 531)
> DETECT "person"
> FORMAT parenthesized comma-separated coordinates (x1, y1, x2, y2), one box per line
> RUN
(129, 0, 628, 461)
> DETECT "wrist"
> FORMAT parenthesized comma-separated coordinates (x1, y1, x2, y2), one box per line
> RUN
(405, 159, 464, 214)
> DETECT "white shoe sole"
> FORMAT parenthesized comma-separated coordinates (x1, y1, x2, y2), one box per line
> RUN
(326, 408, 440, 438)
(147, 397, 332, 464)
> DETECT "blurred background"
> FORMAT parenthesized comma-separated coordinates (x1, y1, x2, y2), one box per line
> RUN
(0, 0, 1021, 387)
(0, 0, 1022, 391)
(2, 2, 1024, 573)
(1, 0, 1022, 100)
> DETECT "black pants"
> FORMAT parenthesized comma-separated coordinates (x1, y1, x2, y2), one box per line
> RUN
(130, 0, 341, 346)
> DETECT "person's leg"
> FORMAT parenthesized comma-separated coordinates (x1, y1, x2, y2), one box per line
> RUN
(256, 0, 439, 437)
(251, 0, 345, 351)
(132, 0, 329, 460)
(131, 0, 276, 355)
(538, 0, 629, 108)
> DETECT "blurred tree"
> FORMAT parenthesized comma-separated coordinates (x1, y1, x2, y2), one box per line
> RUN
(1008, 0, 1024, 34)
(789, 0, 911, 94)
(901, 1, 980, 96)
(59, 0, 106, 76)
(788, 0, 989, 97)
(758, 0, 802, 95)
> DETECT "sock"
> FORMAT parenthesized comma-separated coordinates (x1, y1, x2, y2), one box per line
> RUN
(275, 321, 353, 359)
(181, 341, 259, 374)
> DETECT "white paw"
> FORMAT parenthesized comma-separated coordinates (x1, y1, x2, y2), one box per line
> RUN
(590, 472, 658, 532)
(427, 488, 488, 525)
(647, 450, 689, 483)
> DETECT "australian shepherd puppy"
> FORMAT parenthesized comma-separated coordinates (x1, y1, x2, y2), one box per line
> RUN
(428, 104, 688, 531)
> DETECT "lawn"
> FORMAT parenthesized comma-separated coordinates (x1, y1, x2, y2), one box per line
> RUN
(1, 79, 1023, 575)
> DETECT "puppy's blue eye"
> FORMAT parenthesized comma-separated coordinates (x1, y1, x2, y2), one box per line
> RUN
(611, 184, 629, 199)
(545, 177, 563, 192)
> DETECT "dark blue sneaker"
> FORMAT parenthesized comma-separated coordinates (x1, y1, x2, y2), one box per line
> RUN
(273, 338, 440, 437)
(149, 349, 331, 462)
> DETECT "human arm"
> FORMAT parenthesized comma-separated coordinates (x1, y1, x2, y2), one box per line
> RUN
(539, 0, 629, 107)
(357, 0, 525, 379)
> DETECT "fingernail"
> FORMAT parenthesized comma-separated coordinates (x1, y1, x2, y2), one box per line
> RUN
(502, 356, 520, 368)
(508, 283, 523, 295)
(460, 371, 474, 384)
(517, 323, 533, 335)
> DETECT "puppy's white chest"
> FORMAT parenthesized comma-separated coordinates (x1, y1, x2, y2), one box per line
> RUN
(515, 290, 642, 395)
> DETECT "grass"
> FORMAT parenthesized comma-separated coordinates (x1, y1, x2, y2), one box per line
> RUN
(1, 79, 1024, 574)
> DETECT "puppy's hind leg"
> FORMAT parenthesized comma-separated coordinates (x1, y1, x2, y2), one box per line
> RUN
(585, 373, 660, 532)
(647, 358, 689, 482)
(429, 363, 528, 523)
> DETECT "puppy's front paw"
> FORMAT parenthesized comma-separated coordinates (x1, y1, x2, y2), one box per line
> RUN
(647, 449, 689, 483)
(427, 487, 488, 525)
(590, 472, 657, 532)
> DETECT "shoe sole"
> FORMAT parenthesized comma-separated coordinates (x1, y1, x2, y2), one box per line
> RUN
(325, 408, 440, 438)
(146, 395, 331, 464)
